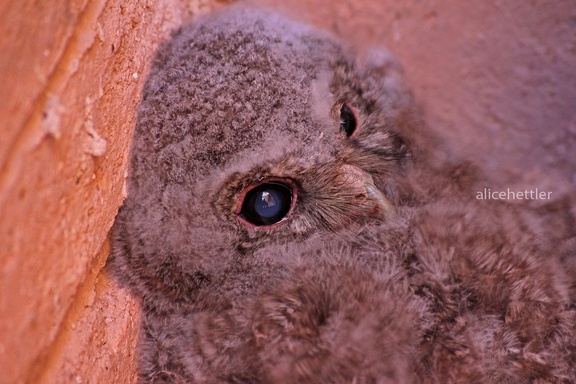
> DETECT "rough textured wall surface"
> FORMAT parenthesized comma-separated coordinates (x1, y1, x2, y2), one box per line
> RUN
(1, 0, 574, 383)
(0, 0, 224, 383)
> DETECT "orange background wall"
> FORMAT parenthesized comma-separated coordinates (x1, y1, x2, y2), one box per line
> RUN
(1, 0, 574, 383)
(0, 1, 226, 382)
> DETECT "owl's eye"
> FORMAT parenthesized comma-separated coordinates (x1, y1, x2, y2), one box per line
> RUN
(340, 103, 357, 137)
(239, 182, 294, 227)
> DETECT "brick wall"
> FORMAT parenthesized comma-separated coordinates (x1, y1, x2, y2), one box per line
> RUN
(0, 1, 224, 382)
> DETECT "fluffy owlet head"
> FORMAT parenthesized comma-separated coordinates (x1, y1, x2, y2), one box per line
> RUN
(110, 6, 417, 311)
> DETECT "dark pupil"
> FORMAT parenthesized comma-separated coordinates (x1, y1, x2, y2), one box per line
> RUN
(241, 183, 292, 226)
(340, 103, 357, 137)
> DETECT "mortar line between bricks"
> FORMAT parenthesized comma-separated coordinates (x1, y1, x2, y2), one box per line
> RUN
(24, 239, 111, 383)
(0, 0, 109, 218)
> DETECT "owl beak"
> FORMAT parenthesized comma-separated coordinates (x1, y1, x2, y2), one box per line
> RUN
(364, 182, 397, 219)
(340, 164, 397, 219)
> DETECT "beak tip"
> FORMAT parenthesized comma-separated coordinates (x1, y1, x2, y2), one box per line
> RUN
(339, 164, 397, 221)
(365, 183, 397, 219)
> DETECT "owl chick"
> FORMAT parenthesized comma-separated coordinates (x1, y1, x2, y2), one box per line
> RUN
(109, 5, 576, 383)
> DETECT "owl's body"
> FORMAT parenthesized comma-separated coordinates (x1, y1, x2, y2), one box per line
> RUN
(109, 6, 576, 383)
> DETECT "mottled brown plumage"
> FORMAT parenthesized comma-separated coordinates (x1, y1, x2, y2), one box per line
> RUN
(108, 5, 576, 383)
